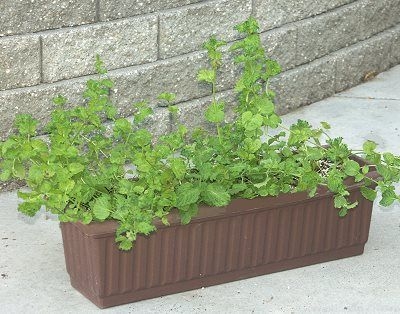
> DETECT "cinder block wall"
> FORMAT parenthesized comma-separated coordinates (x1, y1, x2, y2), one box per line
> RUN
(1, 0, 400, 140)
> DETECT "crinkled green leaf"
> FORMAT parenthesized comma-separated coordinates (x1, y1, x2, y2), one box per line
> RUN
(363, 140, 377, 154)
(136, 221, 155, 235)
(360, 187, 377, 202)
(256, 96, 275, 115)
(343, 160, 360, 176)
(202, 184, 231, 207)
(13, 163, 25, 179)
(18, 201, 42, 217)
(81, 212, 93, 225)
(205, 101, 225, 124)
(377, 164, 392, 181)
(197, 69, 215, 84)
(380, 188, 397, 207)
(14, 114, 38, 136)
(264, 59, 281, 78)
(266, 114, 281, 128)
(92, 195, 111, 220)
(179, 203, 199, 225)
(320, 121, 331, 130)
(68, 163, 85, 175)
(229, 183, 248, 195)
(0, 169, 12, 182)
(327, 171, 344, 193)
(118, 238, 133, 251)
(170, 158, 186, 180)
(176, 183, 201, 208)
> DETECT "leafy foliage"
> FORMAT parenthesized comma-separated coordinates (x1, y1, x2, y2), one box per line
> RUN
(1, 17, 399, 250)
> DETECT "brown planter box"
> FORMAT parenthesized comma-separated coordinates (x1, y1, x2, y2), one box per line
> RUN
(60, 161, 378, 308)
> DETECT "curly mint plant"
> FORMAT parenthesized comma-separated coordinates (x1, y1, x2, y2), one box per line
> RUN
(0, 18, 399, 250)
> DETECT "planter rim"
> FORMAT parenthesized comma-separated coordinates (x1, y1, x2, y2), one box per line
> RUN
(68, 155, 379, 238)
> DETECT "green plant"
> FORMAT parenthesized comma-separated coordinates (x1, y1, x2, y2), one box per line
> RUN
(1, 18, 399, 250)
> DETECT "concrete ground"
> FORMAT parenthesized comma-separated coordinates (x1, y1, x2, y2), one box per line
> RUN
(1, 66, 400, 314)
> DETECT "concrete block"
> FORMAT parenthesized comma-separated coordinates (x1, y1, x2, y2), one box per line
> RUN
(0, 0, 96, 37)
(296, 3, 361, 65)
(357, 0, 400, 39)
(0, 76, 173, 141)
(0, 46, 241, 139)
(389, 25, 400, 66)
(144, 107, 171, 139)
(109, 49, 237, 115)
(41, 15, 158, 83)
(253, 0, 355, 32)
(159, 0, 252, 59)
(99, 0, 205, 21)
(261, 25, 298, 71)
(0, 79, 86, 140)
(177, 89, 236, 131)
(334, 31, 393, 93)
(271, 55, 337, 113)
(296, 0, 400, 66)
(109, 52, 211, 114)
(0, 35, 41, 90)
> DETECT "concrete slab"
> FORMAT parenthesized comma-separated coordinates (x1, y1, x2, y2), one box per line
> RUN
(336, 65, 400, 100)
(1, 66, 400, 313)
(281, 97, 400, 154)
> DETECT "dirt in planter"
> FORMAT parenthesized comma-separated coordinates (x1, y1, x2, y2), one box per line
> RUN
(316, 158, 334, 177)
(0, 179, 26, 193)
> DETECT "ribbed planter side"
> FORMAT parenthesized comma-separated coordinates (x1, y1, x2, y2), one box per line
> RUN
(60, 180, 375, 308)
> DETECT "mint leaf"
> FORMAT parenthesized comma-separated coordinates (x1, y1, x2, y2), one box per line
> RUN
(320, 121, 331, 130)
(92, 195, 111, 220)
(81, 212, 93, 224)
(288, 120, 313, 146)
(334, 195, 347, 209)
(327, 170, 345, 193)
(343, 160, 360, 176)
(176, 183, 201, 208)
(136, 221, 155, 235)
(205, 101, 225, 124)
(362, 165, 370, 174)
(0, 169, 12, 181)
(197, 69, 215, 83)
(256, 96, 275, 115)
(265, 59, 281, 78)
(119, 238, 133, 251)
(242, 113, 263, 131)
(266, 114, 281, 128)
(179, 203, 199, 225)
(158, 92, 176, 103)
(170, 158, 186, 180)
(68, 163, 85, 175)
(380, 188, 397, 207)
(376, 164, 392, 181)
(134, 102, 153, 124)
(13, 163, 26, 179)
(18, 201, 42, 217)
(363, 140, 377, 154)
(360, 187, 377, 202)
(202, 184, 230, 207)
(229, 183, 248, 195)
(14, 114, 38, 136)
(234, 17, 259, 34)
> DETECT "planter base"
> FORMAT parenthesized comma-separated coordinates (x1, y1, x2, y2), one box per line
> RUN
(69, 244, 365, 308)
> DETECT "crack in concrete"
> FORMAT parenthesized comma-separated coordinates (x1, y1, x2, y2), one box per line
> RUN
(333, 95, 400, 101)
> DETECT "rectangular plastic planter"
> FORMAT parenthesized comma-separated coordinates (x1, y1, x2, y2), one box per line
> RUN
(60, 162, 378, 308)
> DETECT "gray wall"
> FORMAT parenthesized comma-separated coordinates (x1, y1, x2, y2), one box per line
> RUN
(1, 0, 400, 140)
